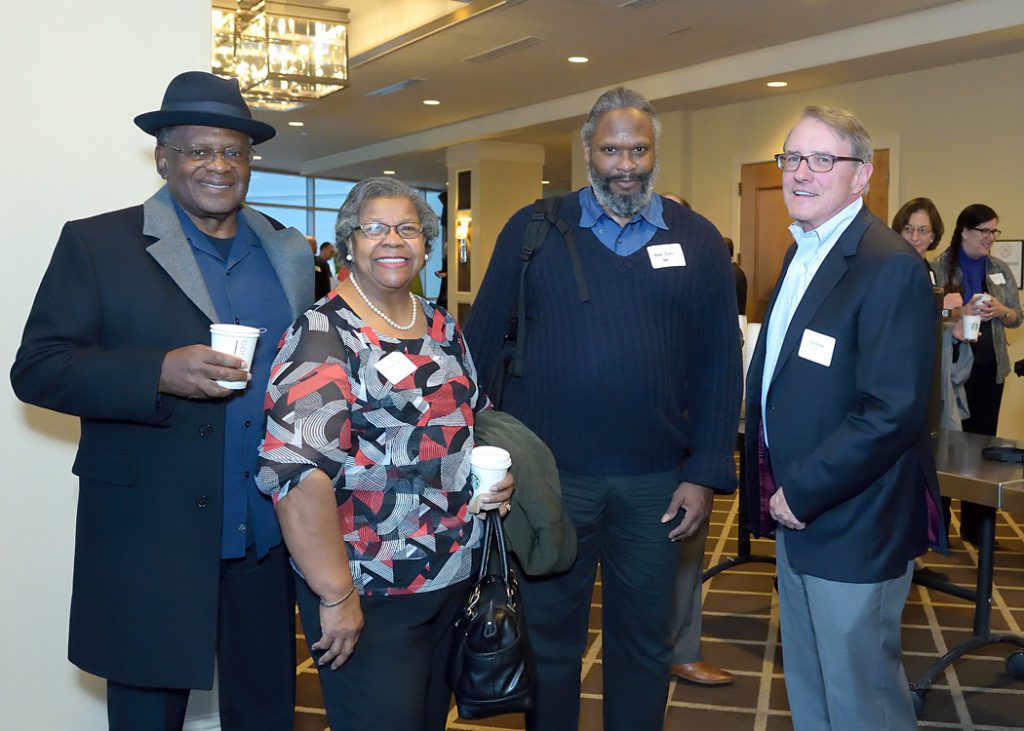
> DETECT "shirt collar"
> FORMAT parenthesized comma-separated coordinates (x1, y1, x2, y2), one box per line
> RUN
(579, 186, 668, 231)
(788, 197, 862, 252)
(173, 201, 258, 264)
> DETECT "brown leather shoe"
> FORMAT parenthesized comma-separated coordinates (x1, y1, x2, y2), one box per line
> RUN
(671, 661, 735, 686)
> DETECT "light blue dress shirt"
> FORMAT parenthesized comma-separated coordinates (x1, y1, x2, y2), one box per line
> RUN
(761, 197, 863, 446)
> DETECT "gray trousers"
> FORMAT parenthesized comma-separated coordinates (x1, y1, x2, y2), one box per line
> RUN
(776, 530, 917, 731)
(669, 518, 710, 663)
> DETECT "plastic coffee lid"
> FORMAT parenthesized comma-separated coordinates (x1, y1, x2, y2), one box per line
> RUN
(470, 445, 512, 469)
(210, 323, 262, 337)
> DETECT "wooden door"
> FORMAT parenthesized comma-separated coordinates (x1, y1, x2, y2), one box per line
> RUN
(739, 150, 889, 322)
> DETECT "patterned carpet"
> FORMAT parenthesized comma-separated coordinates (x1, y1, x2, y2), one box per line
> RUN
(292, 493, 1024, 731)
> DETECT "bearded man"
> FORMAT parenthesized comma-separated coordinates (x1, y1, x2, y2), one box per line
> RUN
(465, 87, 742, 731)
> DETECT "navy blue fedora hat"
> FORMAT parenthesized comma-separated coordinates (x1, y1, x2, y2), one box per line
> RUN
(134, 71, 276, 144)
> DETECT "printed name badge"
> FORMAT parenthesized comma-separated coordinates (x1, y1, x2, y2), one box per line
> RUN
(647, 243, 686, 269)
(798, 329, 836, 368)
(990, 272, 1007, 285)
(376, 351, 417, 384)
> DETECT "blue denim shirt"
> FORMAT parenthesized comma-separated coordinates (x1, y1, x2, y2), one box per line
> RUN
(578, 186, 668, 255)
(175, 203, 293, 559)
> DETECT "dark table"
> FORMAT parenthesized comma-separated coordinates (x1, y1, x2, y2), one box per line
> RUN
(908, 431, 1024, 714)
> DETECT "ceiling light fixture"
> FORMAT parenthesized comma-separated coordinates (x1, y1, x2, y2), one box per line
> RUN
(422, 99, 441, 106)
(542, 180, 550, 185)
(383, 170, 396, 175)
(212, 0, 349, 112)
(288, 121, 304, 127)
(568, 56, 589, 64)
(766, 81, 788, 88)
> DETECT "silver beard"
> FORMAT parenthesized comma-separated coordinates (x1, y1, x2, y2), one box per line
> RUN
(587, 158, 659, 220)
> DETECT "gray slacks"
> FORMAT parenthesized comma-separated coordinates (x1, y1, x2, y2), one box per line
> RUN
(669, 517, 710, 664)
(776, 530, 917, 731)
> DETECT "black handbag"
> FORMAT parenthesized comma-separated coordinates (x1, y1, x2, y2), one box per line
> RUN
(449, 510, 535, 719)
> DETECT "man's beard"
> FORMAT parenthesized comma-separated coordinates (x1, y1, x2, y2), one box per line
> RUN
(587, 159, 659, 220)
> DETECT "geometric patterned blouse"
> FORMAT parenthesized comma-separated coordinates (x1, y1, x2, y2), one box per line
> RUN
(256, 292, 485, 596)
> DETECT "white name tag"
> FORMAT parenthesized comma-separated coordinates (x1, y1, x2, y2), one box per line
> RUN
(990, 272, 1006, 285)
(647, 243, 686, 269)
(798, 328, 836, 367)
(375, 351, 417, 384)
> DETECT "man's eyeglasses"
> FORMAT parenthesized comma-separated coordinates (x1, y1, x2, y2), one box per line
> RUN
(355, 222, 424, 240)
(163, 145, 254, 166)
(901, 226, 933, 238)
(971, 227, 1002, 238)
(775, 152, 864, 173)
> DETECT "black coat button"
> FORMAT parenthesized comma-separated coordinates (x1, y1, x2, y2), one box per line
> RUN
(195, 495, 209, 508)
(199, 424, 213, 437)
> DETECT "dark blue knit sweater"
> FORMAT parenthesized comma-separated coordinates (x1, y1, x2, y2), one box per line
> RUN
(464, 191, 742, 492)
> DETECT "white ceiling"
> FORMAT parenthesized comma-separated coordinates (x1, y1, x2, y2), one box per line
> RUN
(249, 0, 1024, 189)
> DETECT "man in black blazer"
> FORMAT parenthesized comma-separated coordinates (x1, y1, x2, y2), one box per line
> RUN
(744, 106, 944, 729)
(11, 72, 311, 730)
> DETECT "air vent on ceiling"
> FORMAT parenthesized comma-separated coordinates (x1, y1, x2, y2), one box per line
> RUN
(365, 78, 427, 97)
(463, 36, 545, 64)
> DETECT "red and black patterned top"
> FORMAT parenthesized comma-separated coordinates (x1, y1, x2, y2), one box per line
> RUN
(256, 293, 485, 596)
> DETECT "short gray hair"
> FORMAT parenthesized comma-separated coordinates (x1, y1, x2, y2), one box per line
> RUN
(335, 177, 439, 265)
(791, 105, 873, 164)
(581, 87, 661, 149)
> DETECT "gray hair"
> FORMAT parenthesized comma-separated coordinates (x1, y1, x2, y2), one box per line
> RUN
(581, 87, 661, 149)
(791, 105, 873, 164)
(335, 177, 439, 265)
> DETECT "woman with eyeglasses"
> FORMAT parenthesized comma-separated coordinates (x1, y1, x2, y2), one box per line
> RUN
(255, 177, 513, 730)
(892, 198, 972, 426)
(932, 203, 1022, 546)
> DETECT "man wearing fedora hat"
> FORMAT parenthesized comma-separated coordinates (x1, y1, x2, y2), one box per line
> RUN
(11, 71, 311, 730)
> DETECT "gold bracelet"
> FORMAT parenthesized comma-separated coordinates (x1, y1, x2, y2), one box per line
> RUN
(319, 585, 356, 608)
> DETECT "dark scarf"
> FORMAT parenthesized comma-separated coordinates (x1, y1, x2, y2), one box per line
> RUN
(958, 247, 987, 302)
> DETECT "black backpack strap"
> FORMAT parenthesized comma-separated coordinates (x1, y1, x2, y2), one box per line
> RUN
(490, 196, 589, 405)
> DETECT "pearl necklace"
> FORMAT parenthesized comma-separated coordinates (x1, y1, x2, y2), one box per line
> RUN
(350, 274, 418, 331)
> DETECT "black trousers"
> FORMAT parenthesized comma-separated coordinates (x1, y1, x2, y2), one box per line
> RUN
(107, 543, 296, 731)
(517, 470, 683, 731)
(295, 573, 468, 731)
(960, 364, 1004, 544)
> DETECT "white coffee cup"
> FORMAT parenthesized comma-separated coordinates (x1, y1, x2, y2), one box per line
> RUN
(209, 324, 261, 389)
(468, 445, 512, 513)
(962, 314, 982, 343)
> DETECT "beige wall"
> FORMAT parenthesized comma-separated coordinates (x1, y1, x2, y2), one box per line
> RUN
(0, 1, 211, 728)
(684, 51, 1024, 439)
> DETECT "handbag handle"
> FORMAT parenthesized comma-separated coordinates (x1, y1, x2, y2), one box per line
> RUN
(467, 511, 518, 613)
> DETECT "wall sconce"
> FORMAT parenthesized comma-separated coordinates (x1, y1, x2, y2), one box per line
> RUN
(455, 216, 471, 263)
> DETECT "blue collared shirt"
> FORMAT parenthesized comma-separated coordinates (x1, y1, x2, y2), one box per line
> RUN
(578, 186, 668, 255)
(761, 197, 862, 447)
(175, 204, 293, 559)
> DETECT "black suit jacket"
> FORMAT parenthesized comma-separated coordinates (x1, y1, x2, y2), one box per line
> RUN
(10, 187, 311, 688)
(744, 206, 945, 583)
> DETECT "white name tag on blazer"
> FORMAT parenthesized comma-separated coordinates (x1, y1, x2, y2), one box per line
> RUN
(647, 243, 686, 269)
(376, 351, 417, 384)
(798, 329, 836, 367)
(990, 272, 1007, 285)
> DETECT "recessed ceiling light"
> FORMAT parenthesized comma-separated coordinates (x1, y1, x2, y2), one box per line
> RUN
(542, 180, 550, 185)
(288, 121, 304, 127)
(422, 99, 441, 106)
(383, 170, 396, 175)
(568, 56, 589, 64)
(253, 155, 263, 161)
(766, 81, 788, 88)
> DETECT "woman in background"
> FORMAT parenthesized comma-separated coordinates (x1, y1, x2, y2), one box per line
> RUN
(931, 203, 1022, 546)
